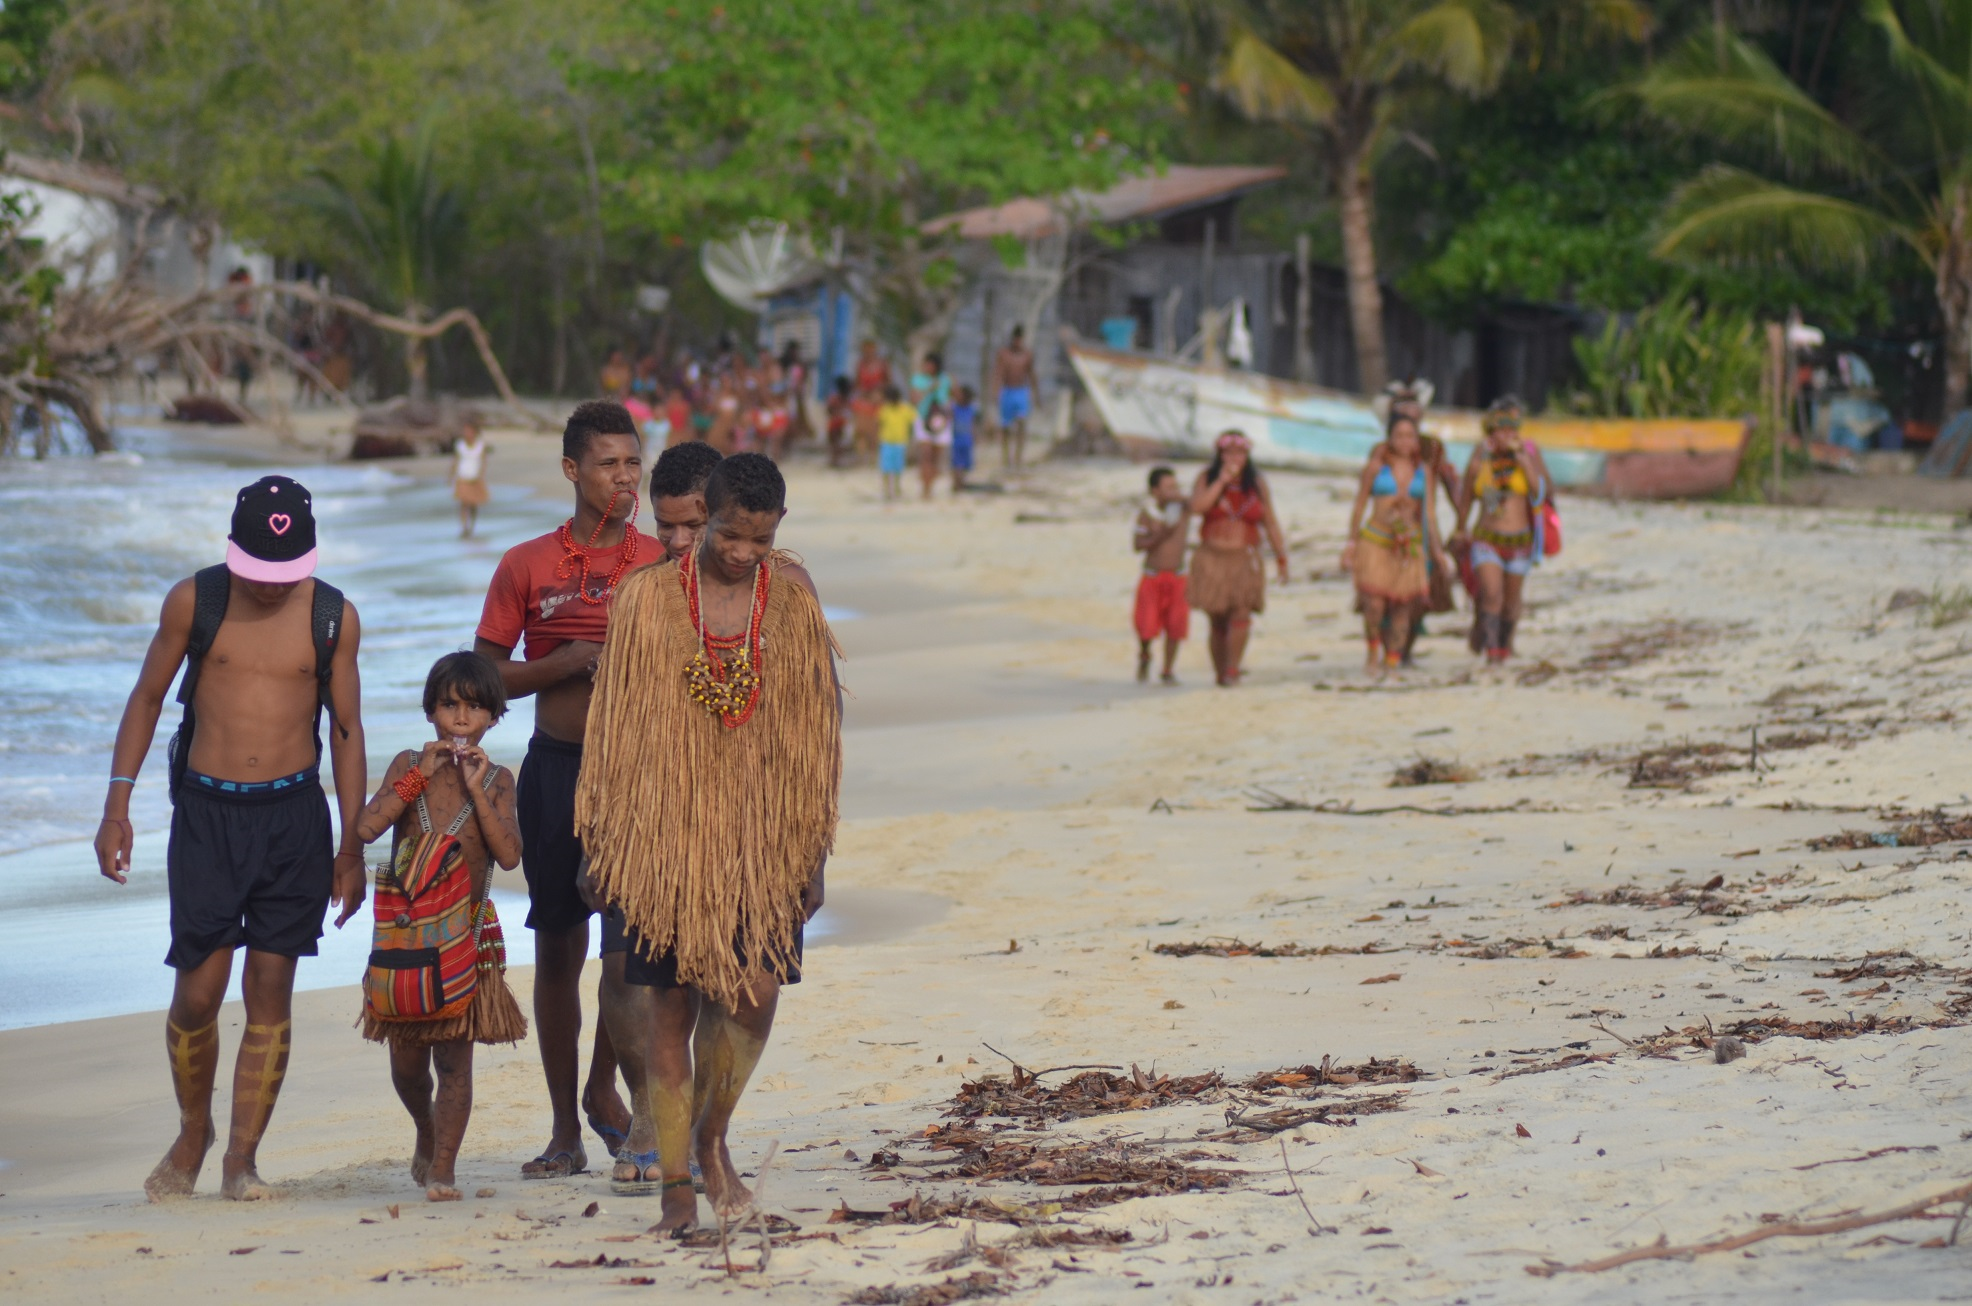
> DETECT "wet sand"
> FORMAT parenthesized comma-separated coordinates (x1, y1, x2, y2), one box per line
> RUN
(2, 422, 1969, 1303)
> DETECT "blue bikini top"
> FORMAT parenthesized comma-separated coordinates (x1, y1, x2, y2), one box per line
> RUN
(1373, 462, 1426, 499)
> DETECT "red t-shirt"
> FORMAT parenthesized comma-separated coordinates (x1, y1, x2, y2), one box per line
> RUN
(476, 528, 657, 659)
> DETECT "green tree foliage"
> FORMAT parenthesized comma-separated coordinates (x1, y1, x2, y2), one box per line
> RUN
(1201, 0, 1534, 392)
(1626, 6, 1972, 410)
(0, 0, 64, 94)
(589, 0, 1169, 360)
(1562, 295, 1761, 418)
(1388, 76, 1891, 326)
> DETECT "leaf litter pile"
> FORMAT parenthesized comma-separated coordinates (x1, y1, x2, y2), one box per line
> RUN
(833, 1056, 1416, 1230)
(1807, 808, 1972, 851)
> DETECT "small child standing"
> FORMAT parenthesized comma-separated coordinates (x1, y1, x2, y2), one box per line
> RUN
(825, 376, 853, 467)
(355, 651, 525, 1202)
(877, 384, 916, 501)
(1133, 466, 1191, 683)
(950, 385, 977, 491)
(451, 418, 491, 539)
(917, 402, 951, 500)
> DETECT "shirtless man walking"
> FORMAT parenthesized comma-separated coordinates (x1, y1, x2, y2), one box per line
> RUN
(96, 476, 367, 1200)
(474, 401, 650, 1177)
(994, 325, 1039, 471)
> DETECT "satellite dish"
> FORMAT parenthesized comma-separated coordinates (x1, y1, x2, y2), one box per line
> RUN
(699, 223, 820, 313)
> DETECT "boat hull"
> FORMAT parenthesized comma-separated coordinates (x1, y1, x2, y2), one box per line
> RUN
(1068, 342, 1748, 499)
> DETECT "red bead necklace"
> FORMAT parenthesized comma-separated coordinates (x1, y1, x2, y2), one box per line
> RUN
(557, 490, 642, 605)
(680, 547, 770, 728)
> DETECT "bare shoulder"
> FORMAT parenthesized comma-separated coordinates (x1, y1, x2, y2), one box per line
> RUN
(776, 559, 820, 599)
(160, 576, 198, 626)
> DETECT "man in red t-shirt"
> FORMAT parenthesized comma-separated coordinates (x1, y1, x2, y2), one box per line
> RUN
(475, 400, 651, 1179)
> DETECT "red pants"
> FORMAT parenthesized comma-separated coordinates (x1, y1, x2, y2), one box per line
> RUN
(1134, 571, 1190, 642)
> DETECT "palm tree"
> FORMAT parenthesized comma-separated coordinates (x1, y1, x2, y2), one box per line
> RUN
(1206, 0, 1523, 393)
(1632, 4, 1972, 411)
(301, 124, 465, 397)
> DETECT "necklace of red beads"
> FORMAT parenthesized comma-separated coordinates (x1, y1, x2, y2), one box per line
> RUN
(681, 546, 769, 728)
(556, 490, 642, 605)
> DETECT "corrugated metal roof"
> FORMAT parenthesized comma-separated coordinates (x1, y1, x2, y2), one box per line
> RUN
(926, 164, 1288, 240)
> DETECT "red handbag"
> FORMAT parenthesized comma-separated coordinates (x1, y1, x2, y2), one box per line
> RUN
(1540, 500, 1562, 556)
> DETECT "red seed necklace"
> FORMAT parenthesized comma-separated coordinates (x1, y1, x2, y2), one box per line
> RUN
(556, 490, 642, 605)
(681, 547, 769, 728)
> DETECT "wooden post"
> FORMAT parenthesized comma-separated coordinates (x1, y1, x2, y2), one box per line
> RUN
(1294, 233, 1315, 383)
(1200, 219, 1216, 325)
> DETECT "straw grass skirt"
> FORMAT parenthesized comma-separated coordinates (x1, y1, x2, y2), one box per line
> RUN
(1189, 543, 1265, 617)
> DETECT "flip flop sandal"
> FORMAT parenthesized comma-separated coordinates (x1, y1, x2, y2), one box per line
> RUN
(609, 1150, 665, 1197)
(587, 1113, 630, 1160)
(520, 1148, 587, 1180)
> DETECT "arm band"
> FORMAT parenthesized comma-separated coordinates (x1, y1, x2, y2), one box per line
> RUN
(109, 777, 137, 786)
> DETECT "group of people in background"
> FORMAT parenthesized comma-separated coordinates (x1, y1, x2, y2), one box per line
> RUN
(586, 326, 1042, 502)
(1132, 393, 1555, 685)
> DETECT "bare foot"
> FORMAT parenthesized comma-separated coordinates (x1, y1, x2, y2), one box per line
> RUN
(143, 1124, 215, 1201)
(411, 1120, 435, 1186)
(694, 1135, 751, 1219)
(220, 1154, 278, 1201)
(1136, 648, 1151, 682)
(426, 1182, 462, 1202)
(651, 1183, 698, 1236)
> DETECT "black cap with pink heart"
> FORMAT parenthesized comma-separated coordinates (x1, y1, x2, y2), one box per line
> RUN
(226, 475, 318, 582)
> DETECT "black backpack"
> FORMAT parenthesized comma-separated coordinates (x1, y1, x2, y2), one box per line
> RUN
(165, 565, 347, 800)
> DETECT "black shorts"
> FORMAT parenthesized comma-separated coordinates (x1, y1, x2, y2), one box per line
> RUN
(622, 922, 804, 990)
(165, 777, 333, 970)
(600, 906, 631, 956)
(517, 733, 592, 932)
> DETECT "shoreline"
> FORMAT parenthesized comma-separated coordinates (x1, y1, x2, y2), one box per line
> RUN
(2, 411, 1970, 1302)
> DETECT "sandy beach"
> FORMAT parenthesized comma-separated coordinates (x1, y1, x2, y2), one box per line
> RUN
(2, 420, 1969, 1304)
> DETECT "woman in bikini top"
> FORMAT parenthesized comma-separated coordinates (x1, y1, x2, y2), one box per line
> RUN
(1342, 413, 1446, 677)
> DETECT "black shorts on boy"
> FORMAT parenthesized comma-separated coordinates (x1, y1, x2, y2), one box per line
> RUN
(516, 733, 592, 931)
(165, 767, 334, 969)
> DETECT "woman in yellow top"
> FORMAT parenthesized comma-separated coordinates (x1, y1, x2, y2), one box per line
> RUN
(1341, 409, 1450, 678)
(1452, 396, 1553, 664)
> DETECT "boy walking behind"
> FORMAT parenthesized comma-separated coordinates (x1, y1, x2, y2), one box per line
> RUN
(1133, 466, 1190, 683)
(576, 453, 841, 1233)
(95, 476, 367, 1200)
(876, 385, 915, 501)
(474, 401, 650, 1177)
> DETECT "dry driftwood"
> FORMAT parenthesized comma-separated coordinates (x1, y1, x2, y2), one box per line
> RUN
(1525, 1179, 1972, 1276)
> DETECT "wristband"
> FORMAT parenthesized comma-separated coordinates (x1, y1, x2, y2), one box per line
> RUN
(109, 776, 137, 786)
(393, 768, 428, 803)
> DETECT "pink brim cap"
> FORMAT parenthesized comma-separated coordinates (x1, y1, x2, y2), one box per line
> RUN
(226, 540, 318, 583)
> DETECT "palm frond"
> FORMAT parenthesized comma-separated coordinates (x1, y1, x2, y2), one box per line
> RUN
(1380, 0, 1520, 95)
(1861, 0, 1972, 122)
(1652, 164, 1923, 273)
(1618, 32, 1884, 183)
(1215, 26, 1335, 125)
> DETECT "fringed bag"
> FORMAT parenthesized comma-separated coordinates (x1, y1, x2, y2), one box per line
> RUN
(364, 792, 479, 1023)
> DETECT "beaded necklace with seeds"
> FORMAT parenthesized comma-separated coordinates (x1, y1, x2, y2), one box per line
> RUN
(681, 546, 768, 728)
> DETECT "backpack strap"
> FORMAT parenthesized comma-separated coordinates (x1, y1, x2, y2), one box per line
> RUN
(175, 565, 232, 707)
(413, 790, 476, 837)
(311, 579, 347, 742)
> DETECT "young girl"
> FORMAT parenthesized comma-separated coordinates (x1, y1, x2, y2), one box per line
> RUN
(917, 402, 951, 500)
(451, 420, 491, 539)
(355, 651, 525, 1201)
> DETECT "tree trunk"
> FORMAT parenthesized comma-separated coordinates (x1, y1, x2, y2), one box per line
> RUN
(1939, 187, 1972, 416)
(1337, 140, 1388, 396)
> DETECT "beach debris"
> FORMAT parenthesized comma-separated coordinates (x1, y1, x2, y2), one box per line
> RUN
(1276, 1136, 1336, 1236)
(1712, 1036, 1747, 1063)
(1525, 1178, 1972, 1276)
(1887, 588, 1929, 612)
(1218, 1096, 1405, 1134)
(476, 1187, 496, 1198)
(1626, 742, 1740, 789)
(1808, 808, 1972, 850)
(848, 1270, 1007, 1304)
(1574, 620, 1737, 673)
(948, 1063, 1221, 1123)
(1153, 938, 1393, 958)
(1360, 973, 1402, 985)
(923, 1225, 1013, 1273)
(1516, 659, 1560, 687)
(1162, 999, 1185, 1009)
(546, 1254, 660, 1269)
(1791, 1145, 1940, 1171)
(1546, 872, 1805, 918)
(1514, 1123, 1533, 1138)
(1404, 1159, 1443, 1177)
(1241, 1057, 1420, 1089)
(1245, 788, 1529, 816)
(581, 1201, 600, 1217)
(1389, 756, 1475, 787)
(387, 1204, 400, 1219)
(228, 1246, 259, 1255)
